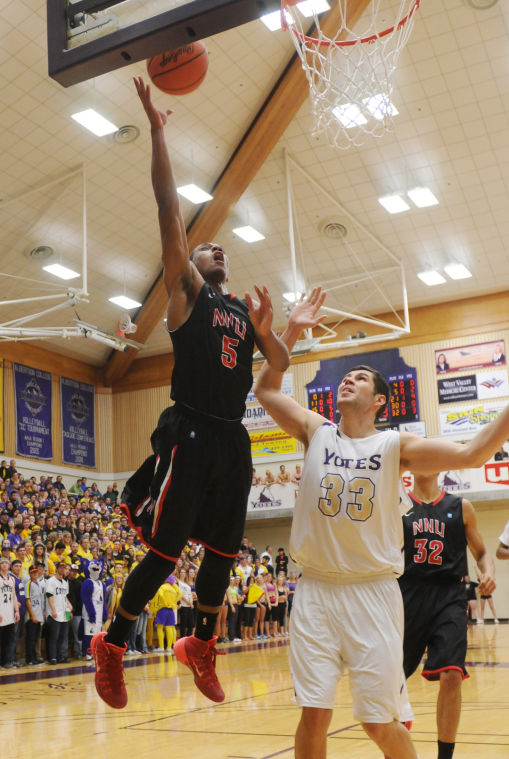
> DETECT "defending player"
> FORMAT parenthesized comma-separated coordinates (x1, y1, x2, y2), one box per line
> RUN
(254, 287, 509, 759)
(400, 473, 495, 759)
(91, 76, 289, 709)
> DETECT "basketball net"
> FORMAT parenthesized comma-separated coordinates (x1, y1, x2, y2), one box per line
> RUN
(117, 312, 137, 337)
(282, 0, 421, 149)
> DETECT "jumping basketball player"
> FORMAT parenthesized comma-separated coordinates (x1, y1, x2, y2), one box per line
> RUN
(91, 76, 289, 709)
(400, 472, 495, 759)
(254, 287, 509, 759)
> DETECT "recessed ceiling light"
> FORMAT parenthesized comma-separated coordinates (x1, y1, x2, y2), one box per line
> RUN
(363, 94, 399, 121)
(296, 0, 330, 17)
(417, 270, 446, 286)
(378, 195, 410, 214)
(109, 295, 141, 309)
(444, 263, 472, 280)
(332, 104, 367, 128)
(71, 109, 118, 136)
(233, 226, 265, 243)
(283, 292, 301, 303)
(177, 184, 213, 203)
(407, 187, 439, 208)
(42, 263, 80, 280)
(260, 9, 293, 30)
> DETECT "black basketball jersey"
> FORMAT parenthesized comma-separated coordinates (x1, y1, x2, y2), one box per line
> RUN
(400, 490, 467, 583)
(169, 283, 255, 420)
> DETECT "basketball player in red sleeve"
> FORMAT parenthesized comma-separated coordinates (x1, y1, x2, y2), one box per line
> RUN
(254, 287, 509, 759)
(400, 473, 495, 759)
(91, 76, 289, 710)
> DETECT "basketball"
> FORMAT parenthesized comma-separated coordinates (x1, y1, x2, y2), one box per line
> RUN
(146, 41, 208, 96)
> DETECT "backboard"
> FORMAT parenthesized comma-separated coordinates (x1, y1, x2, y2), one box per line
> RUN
(47, 0, 281, 87)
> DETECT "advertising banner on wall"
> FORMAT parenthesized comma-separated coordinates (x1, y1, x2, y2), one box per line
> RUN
(438, 370, 509, 405)
(247, 482, 298, 512)
(246, 373, 293, 403)
(14, 363, 52, 459)
(249, 429, 297, 457)
(438, 401, 505, 437)
(435, 340, 506, 374)
(242, 403, 277, 430)
(60, 377, 96, 467)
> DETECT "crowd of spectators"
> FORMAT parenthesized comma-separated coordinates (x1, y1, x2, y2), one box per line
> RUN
(0, 460, 298, 668)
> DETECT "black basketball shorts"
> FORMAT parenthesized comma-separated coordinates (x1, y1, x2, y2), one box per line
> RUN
(121, 404, 252, 560)
(399, 580, 468, 681)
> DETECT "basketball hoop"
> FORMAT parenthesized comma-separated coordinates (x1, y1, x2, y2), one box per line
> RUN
(282, 0, 421, 149)
(117, 312, 137, 337)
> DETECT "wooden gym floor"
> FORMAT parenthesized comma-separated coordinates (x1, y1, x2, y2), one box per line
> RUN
(1, 622, 507, 759)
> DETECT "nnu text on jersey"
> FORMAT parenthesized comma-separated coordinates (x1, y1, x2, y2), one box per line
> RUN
(412, 518, 445, 537)
(212, 308, 247, 339)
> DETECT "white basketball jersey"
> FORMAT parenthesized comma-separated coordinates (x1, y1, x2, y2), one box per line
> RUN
(290, 424, 405, 582)
(0, 575, 15, 626)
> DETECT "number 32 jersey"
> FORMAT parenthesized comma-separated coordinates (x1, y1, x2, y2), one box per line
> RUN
(401, 490, 466, 583)
(290, 424, 406, 582)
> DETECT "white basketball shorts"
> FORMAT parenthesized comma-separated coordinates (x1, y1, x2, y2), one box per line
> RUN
(290, 574, 414, 724)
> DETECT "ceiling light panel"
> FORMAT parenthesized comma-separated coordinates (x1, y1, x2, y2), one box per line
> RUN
(43, 263, 80, 280)
(71, 109, 118, 136)
(378, 195, 410, 214)
(177, 184, 213, 203)
(407, 187, 439, 208)
(417, 270, 446, 286)
(233, 225, 265, 242)
(109, 295, 142, 309)
(444, 263, 472, 280)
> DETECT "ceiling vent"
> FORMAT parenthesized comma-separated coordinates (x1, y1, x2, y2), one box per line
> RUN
(320, 220, 347, 240)
(113, 125, 140, 144)
(26, 245, 54, 261)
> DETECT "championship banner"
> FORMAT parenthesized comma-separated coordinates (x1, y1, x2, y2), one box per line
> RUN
(249, 429, 297, 457)
(60, 377, 96, 467)
(0, 360, 3, 453)
(248, 482, 298, 512)
(439, 401, 505, 437)
(14, 363, 52, 459)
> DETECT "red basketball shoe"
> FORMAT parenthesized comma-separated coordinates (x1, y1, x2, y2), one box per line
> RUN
(91, 632, 128, 709)
(174, 635, 225, 703)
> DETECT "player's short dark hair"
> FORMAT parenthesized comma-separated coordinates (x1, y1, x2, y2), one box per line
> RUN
(347, 365, 390, 421)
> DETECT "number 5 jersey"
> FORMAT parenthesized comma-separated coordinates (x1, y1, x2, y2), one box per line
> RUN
(290, 424, 407, 582)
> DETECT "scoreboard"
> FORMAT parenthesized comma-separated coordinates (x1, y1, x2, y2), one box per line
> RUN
(387, 370, 419, 424)
(308, 385, 336, 424)
(307, 369, 419, 426)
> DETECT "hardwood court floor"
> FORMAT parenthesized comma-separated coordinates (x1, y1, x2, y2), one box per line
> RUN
(1, 623, 508, 759)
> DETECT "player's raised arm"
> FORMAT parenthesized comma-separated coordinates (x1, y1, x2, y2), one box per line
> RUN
(245, 285, 289, 372)
(400, 402, 509, 475)
(254, 287, 326, 446)
(463, 498, 496, 595)
(134, 77, 198, 302)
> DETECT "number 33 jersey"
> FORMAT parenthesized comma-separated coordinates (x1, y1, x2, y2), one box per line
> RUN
(290, 424, 405, 582)
(401, 490, 466, 583)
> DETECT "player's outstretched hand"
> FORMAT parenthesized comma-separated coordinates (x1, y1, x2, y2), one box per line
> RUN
(245, 285, 274, 338)
(133, 76, 172, 130)
(288, 286, 327, 330)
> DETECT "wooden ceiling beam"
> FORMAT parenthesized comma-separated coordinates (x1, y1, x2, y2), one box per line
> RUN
(104, 0, 371, 386)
